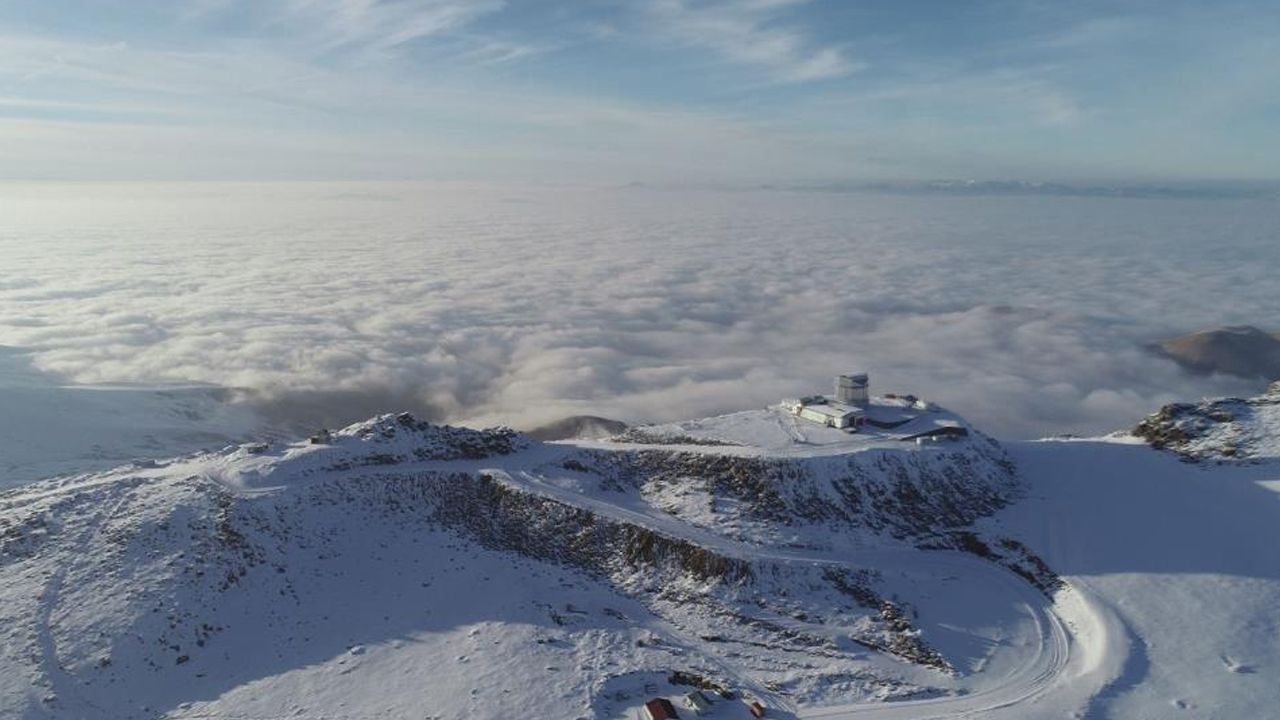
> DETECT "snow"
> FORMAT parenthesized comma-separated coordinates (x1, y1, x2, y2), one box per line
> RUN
(0, 347, 263, 490)
(1, 390, 1279, 719)
(776, 433, 1280, 719)
(1133, 385, 1280, 460)
(989, 439, 1280, 719)
(596, 399, 970, 457)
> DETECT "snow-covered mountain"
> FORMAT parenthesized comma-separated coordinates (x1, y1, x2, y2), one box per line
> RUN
(2, 395, 1278, 719)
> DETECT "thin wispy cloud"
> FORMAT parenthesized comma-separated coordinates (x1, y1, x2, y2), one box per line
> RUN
(456, 36, 553, 66)
(0, 0, 1278, 180)
(273, 0, 505, 53)
(648, 0, 862, 83)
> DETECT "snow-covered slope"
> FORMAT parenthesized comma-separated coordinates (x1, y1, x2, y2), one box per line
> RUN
(0, 348, 264, 490)
(0, 403, 1042, 719)
(3, 394, 1279, 720)
(992, 437, 1280, 718)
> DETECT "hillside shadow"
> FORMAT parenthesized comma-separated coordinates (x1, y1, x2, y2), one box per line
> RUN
(1081, 616, 1150, 720)
(1004, 440, 1280, 581)
(51, 496, 748, 720)
(44, 464, 962, 720)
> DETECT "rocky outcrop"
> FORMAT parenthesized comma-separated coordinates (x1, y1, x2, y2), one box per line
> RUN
(558, 436, 1018, 541)
(919, 531, 1062, 596)
(1133, 383, 1280, 461)
(304, 412, 527, 472)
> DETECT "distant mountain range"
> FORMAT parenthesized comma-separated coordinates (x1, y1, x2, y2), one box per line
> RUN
(787, 179, 1280, 200)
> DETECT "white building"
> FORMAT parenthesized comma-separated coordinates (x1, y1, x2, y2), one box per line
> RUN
(785, 374, 873, 430)
(796, 402, 865, 429)
(835, 373, 869, 406)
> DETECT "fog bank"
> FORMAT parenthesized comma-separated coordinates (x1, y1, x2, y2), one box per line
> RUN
(1, 182, 1274, 439)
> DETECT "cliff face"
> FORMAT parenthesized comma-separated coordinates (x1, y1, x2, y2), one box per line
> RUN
(0, 412, 1029, 718)
(556, 437, 1018, 541)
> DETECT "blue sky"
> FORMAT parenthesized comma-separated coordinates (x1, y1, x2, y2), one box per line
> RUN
(1, 0, 1277, 182)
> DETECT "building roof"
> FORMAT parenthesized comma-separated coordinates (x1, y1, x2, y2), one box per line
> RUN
(684, 691, 710, 709)
(644, 698, 680, 720)
(797, 400, 865, 419)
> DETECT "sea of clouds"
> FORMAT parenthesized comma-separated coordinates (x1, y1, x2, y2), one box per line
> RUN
(1, 181, 1276, 443)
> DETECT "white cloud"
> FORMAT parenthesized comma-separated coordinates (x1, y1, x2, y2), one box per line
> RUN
(0, 31, 878, 182)
(0, 182, 1272, 441)
(647, 0, 862, 83)
(271, 0, 505, 53)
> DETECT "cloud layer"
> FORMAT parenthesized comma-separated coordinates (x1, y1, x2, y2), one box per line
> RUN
(1, 182, 1275, 439)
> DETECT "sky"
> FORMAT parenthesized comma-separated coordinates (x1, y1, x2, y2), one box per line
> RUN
(2, 0, 1279, 182)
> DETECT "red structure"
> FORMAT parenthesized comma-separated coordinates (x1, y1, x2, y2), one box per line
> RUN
(643, 697, 680, 720)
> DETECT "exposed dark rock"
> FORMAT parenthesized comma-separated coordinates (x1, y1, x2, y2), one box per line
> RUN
(1133, 386, 1280, 461)
(917, 531, 1062, 596)
(557, 439, 1019, 539)
(610, 429, 740, 446)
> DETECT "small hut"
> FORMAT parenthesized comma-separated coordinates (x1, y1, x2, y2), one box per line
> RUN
(643, 697, 680, 720)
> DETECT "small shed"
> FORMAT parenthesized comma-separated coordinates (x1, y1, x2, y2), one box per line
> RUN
(745, 699, 767, 718)
(644, 698, 680, 720)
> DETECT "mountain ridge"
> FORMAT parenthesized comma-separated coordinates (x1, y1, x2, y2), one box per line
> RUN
(1, 404, 1033, 718)
(4, 393, 1280, 719)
